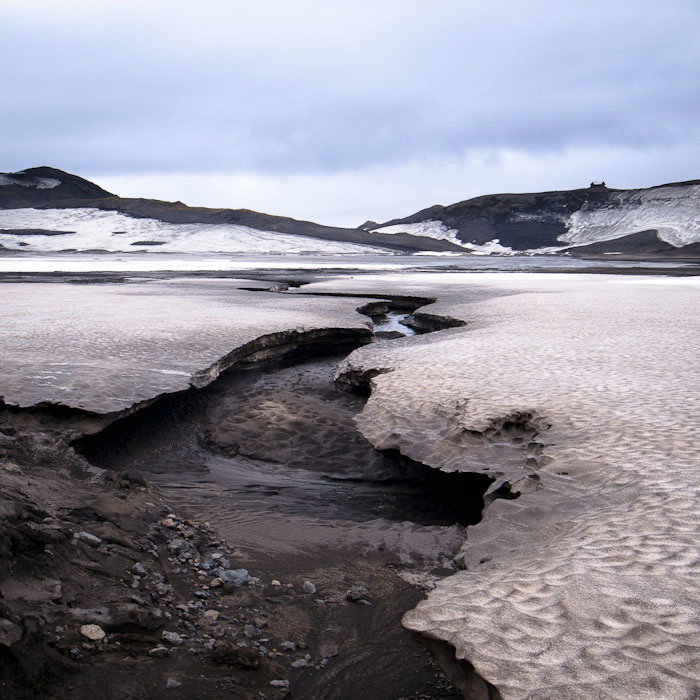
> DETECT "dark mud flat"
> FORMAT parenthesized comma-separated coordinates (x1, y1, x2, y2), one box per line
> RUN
(74, 345, 493, 699)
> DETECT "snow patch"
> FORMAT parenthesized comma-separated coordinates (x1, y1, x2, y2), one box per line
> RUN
(563, 184, 700, 247)
(0, 175, 61, 189)
(0, 208, 388, 255)
(372, 220, 463, 245)
(372, 220, 512, 254)
(461, 239, 514, 256)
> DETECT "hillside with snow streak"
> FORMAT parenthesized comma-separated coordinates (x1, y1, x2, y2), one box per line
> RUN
(0, 208, 387, 255)
(565, 183, 700, 248)
(370, 180, 700, 254)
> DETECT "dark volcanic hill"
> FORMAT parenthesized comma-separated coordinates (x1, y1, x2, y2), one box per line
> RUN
(0, 167, 460, 253)
(369, 180, 700, 253)
(0, 166, 113, 207)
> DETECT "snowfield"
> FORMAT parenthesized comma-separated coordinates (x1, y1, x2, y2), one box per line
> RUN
(372, 220, 513, 254)
(564, 183, 700, 247)
(0, 174, 61, 189)
(0, 208, 388, 255)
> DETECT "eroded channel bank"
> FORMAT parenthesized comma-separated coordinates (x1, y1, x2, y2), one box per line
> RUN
(0, 288, 503, 700)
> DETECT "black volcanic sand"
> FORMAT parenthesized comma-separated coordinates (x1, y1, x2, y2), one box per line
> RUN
(74, 353, 490, 697)
(1, 346, 471, 699)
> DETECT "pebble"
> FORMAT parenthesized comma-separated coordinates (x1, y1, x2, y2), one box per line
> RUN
(300, 581, 317, 594)
(271, 579, 282, 587)
(216, 568, 252, 587)
(73, 531, 103, 548)
(133, 562, 147, 575)
(243, 624, 261, 638)
(161, 518, 177, 528)
(270, 680, 290, 688)
(203, 610, 219, 622)
(165, 678, 182, 689)
(0, 619, 23, 647)
(79, 624, 105, 641)
(280, 640, 297, 652)
(291, 659, 308, 668)
(209, 577, 223, 588)
(162, 630, 183, 646)
(149, 646, 170, 658)
(345, 585, 371, 603)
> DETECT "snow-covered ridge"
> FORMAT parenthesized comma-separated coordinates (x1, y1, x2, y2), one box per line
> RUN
(564, 184, 700, 247)
(0, 174, 61, 189)
(0, 208, 388, 255)
(371, 220, 513, 255)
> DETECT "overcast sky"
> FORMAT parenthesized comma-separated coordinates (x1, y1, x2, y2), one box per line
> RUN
(3, 0, 700, 225)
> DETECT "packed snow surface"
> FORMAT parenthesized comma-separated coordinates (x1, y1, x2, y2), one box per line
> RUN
(372, 220, 513, 254)
(564, 183, 700, 247)
(0, 175, 61, 189)
(328, 272, 700, 699)
(0, 208, 387, 255)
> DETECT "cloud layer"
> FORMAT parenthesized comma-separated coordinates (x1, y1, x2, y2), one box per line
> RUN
(3, 0, 700, 224)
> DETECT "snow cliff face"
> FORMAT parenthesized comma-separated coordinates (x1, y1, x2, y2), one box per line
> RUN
(0, 208, 387, 255)
(564, 183, 700, 248)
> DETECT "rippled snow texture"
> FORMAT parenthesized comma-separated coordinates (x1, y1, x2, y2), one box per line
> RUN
(0, 208, 386, 255)
(335, 273, 700, 699)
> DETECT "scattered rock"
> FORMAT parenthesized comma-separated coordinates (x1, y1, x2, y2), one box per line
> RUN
(345, 585, 372, 604)
(300, 581, 317, 595)
(162, 630, 183, 646)
(318, 641, 339, 658)
(79, 624, 106, 641)
(280, 640, 297, 652)
(161, 518, 177, 528)
(165, 678, 182, 689)
(0, 619, 22, 647)
(217, 568, 252, 587)
(203, 609, 219, 622)
(270, 680, 290, 688)
(132, 562, 147, 575)
(209, 577, 223, 588)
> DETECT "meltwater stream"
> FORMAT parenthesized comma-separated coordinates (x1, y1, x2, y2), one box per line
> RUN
(76, 315, 488, 565)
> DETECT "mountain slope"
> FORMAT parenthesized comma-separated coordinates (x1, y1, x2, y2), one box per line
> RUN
(368, 181, 700, 254)
(0, 168, 461, 254)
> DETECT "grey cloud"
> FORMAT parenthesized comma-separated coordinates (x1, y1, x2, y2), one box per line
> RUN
(2, 0, 699, 176)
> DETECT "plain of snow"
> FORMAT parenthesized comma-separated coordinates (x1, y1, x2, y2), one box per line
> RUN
(0, 175, 61, 189)
(0, 208, 387, 255)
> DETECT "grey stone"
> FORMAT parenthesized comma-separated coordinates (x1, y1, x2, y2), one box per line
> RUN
(0, 619, 22, 647)
(148, 646, 170, 658)
(162, 630, 183, 646)
(300, 581, 317, 594)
